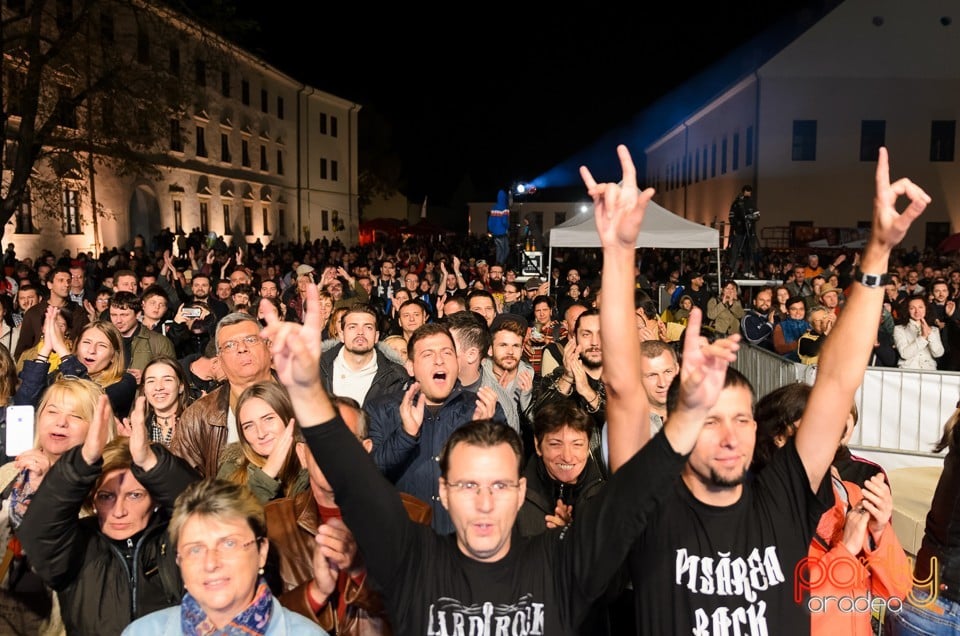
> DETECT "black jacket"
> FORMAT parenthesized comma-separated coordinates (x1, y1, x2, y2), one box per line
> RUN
(319, 342, 409, 408)
(517, 454, 605, 537)
(19, 445, 199, 636)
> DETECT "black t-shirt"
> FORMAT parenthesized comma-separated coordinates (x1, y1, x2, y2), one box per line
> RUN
(629, 440, 832, 636)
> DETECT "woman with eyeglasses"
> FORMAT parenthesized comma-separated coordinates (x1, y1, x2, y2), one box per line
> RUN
(18, 395, 200, 635)
(217, 382, 307, 504)
(122, 478, 325, 635)
(0, 377, 105, 635)
(14, 306, 137, 419)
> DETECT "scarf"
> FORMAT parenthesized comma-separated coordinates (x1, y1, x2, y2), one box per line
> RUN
(779, 318, 810, 343)
(8, 469, 35, 530)
(180, 578, 273, 635)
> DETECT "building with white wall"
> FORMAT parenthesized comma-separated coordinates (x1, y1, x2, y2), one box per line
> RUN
(646, 0, 958, 251)
(3, 1, 360, 258)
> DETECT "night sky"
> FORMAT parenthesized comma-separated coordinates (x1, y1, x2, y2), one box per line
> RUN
(233, 2, 833, 204)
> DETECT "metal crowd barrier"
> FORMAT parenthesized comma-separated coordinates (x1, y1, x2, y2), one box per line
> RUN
(734, 343, 960, 467)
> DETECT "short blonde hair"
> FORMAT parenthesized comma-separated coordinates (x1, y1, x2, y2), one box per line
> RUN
(168, 478, 265, 546)
(36, 377, 112, 448)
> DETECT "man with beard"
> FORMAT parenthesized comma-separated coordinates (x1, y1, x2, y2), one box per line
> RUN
(318, 303, 409, 408)
(484, 314, 536, 457)
(533, 308, 607, 474)
(189, 273, 229, 321)
(740, 285, 777, 352)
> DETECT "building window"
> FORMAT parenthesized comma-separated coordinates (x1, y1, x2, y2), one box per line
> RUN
(243, 206, 253, 235)
(276, 150, 284, 175)
(259, 145, 268, 171)
(15, 193, 34, 234)
(195, 59, 206, 87)
(321, 209, 329, 231)
(320, 158, 327, 179)
(241, 80, 250, 106)
(200, 201, 208, 233)
(331, 116, 338, 138)
(721, 137, 728, 174)
(241, 140, 250, 167)
(260, 88, 268, 113)
(57, 85, 77, 128)
(278, 208, 285, 235)
(137, 27, 149, 64)
(169, 46, 180, 77)
(100, 12, 114, 43)
(331, 160, 338, 181)
(860, 120, 886, 161)
(262, 207, 270, 235)
(221, 133, 230, 162)
(221, 71, 230, 97)
(173, 200, 183, 233)
(223, 204, 230, 233)
(711, 143, 717, 177)
(732, 133, 740, 171)
(62, 188, 81, 235)
(319, 113, 327, 135)
(277, 96, 284, 120)
(195, 126, 207, 158)
(170, 119, 183, 152)
(745, 127, 754, 167)
(930, 120, 956, 162)
(792, 120, 818, 161)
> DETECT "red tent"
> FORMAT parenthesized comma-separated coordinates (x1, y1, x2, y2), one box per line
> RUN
(358, 218, 404, 245)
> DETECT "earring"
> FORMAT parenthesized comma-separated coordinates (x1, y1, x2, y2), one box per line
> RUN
(153, 506, 159, 513)
(258, 567, 264, 575)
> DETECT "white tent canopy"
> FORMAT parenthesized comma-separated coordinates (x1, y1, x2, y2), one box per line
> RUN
(547, 200, 718, 249)
(546, 200, 722, 286)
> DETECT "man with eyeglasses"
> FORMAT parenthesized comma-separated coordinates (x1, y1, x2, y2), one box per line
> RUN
(172, 312, 276, 477)
(259, 212, 725, 635)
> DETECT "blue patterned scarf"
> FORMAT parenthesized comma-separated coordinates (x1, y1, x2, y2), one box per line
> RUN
(180, 578, 273, 635)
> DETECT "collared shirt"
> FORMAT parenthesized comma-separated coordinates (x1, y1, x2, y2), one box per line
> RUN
(332, 347, 378, 406)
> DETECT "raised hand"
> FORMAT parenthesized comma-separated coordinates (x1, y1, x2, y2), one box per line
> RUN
(860, 472, 894, 537)
(472, 386, 498, 420)
(127, 396, 157, 471)
(841, 504, 871, 556)
(317, 517, 360, 574)
(261, 419, 296, 479)
(15, 448, 52, 485)
(399, 382, 425, 437)
(676, 308, 740, 415)
(545, 499, 572, 529)
(81, 395, 114, 465)
(581, 144, 655, 250)
(261, 283, 323, 391)
(872, 147, 930, 250)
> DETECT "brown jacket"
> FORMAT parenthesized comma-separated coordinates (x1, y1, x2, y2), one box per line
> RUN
(169, 384, 230, 477)
(266, 489, 431, 635)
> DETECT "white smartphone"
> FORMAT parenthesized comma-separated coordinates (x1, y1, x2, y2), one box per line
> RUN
(6, 404, 35, 456)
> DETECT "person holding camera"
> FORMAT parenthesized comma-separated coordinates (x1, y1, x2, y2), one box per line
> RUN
(727, 185, 760, 278)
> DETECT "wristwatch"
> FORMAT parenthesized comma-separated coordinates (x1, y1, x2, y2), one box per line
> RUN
(854, 269, 884, 289)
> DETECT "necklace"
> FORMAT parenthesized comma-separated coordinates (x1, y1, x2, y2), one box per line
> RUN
(150, 413, 176, 446)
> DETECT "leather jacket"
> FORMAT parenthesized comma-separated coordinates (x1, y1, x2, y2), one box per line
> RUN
(169, 383, 230, 477)
(267, 489, 432, 634)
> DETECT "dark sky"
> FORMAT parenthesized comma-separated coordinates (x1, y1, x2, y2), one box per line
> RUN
(234, 2, 831, 203)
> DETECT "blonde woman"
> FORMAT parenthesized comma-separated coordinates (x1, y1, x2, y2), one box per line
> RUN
(14, 308, 137, 418)
(0, 378, 108, 636)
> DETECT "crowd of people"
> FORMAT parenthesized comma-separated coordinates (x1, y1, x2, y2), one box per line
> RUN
(0, 144, 955, 635)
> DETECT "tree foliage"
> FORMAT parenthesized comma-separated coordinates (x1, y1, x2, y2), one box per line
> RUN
(0, 0, 249, 241)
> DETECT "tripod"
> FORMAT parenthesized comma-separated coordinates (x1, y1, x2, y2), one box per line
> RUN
(728, 219, 760, 278)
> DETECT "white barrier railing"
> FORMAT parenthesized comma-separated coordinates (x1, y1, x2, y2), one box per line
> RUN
(734, 344, 959, 469)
